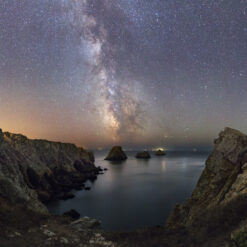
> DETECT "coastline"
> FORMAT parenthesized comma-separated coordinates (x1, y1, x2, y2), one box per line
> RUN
(1, 128, 247, 246)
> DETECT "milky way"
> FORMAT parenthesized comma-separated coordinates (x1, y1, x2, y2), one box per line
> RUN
(78, 0, 146, 143)
(0, 1, 246, 150)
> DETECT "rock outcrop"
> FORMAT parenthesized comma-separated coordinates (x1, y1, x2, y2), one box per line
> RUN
(167, 127, 247, 231)
(0, 129, 98, 214)
(155, 149, 166, 156)
(136, 151, 151, 159)
(63, 209, 80, 220)
(105, 146, 127, 161)
(70, 217, 101, 231)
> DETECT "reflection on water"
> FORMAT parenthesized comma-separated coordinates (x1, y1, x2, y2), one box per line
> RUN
(161, 160, 167, 172)
(47, 151, 209, 231)
(108, 160, 127, 165)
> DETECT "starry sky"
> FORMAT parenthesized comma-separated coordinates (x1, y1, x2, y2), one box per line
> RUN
(0, 0, 246, 150)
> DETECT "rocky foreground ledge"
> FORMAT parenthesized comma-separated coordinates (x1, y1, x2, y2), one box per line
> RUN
(2, 127, 247, 246)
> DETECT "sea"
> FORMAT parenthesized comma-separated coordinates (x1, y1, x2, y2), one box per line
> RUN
(47, 150, 209, 231)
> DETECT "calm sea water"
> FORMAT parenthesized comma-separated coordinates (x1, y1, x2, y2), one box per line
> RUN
(47, 151, 209, 231)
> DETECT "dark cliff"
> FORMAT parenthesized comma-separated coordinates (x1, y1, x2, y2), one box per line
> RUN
(0, 129, 98, 214)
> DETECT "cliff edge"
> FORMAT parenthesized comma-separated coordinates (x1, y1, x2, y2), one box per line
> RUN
(165, 127, 247, 246)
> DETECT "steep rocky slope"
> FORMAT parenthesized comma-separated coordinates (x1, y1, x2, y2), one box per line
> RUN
(165, 127, 247, 246)
(167, 127, 247, 228)
(0, 129, 99, 214)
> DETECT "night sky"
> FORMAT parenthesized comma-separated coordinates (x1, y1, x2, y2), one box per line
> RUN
(0, 1, 246, 150)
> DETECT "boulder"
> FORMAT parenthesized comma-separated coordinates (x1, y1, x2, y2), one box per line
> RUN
(70, 217, 101, 231)
(58, 193, 75, 200)
(97, 166, 103, 172)
(104, 146, 127, 161)
(63, 209, 80, 220)
(155, 149, 166, 156)
(136, 151, 151, 159)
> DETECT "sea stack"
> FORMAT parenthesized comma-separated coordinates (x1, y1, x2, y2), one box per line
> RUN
(105, 146, 127, 161)
(136, 151, 151, 159)
(155, 149, 166, 156)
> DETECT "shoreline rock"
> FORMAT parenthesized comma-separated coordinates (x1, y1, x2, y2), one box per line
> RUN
(58, 193, 75, 200)
(70, 217, 101, 231)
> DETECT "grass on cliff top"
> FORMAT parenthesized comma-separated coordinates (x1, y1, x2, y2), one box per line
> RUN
(0, 197, 48, 235)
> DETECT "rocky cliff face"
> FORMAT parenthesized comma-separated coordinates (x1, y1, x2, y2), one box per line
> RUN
(0, 129, 98, 214)
(167, 127, 247, 230)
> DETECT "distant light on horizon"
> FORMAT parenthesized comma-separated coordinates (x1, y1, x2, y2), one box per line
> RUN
(152, 147, 166, 152)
